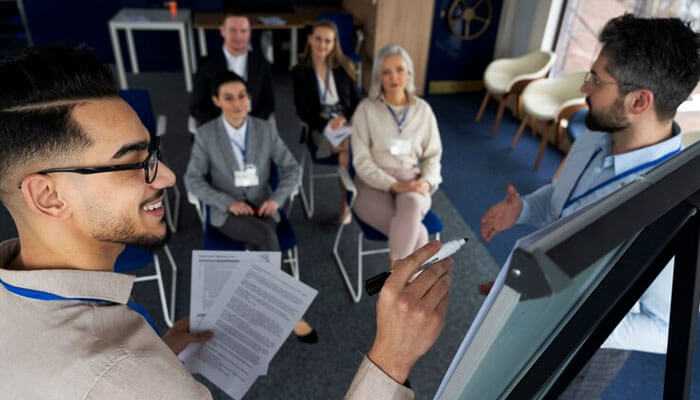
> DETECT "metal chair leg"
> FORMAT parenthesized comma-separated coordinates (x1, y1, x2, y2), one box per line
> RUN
(332, 222, 363, 303)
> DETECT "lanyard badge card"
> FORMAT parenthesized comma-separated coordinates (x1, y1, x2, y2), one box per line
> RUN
(234, 164, 259, 187)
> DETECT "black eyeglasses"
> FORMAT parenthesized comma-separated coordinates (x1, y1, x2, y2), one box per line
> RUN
(19, 142, 161, 189)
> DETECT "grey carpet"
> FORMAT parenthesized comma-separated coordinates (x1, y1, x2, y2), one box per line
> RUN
(0, 71, 497, 399)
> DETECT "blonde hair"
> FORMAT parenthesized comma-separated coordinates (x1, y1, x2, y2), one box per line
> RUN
(368, 44, 416, 101)
(300, 20, 356, 81)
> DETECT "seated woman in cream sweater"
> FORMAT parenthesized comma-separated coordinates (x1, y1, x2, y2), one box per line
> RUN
(351, 44, 442, 262)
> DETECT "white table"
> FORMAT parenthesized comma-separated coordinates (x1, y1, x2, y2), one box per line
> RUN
(109, 8, 197, 92)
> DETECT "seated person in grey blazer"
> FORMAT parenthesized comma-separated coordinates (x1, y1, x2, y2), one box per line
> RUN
(185, 71, 299, 252)
(185, 71, 319, 341)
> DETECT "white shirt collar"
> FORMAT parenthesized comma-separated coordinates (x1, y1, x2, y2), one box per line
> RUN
(611, 123, 682, 175)
(222, 46, 249, 78)
(222, 116, 247, 148)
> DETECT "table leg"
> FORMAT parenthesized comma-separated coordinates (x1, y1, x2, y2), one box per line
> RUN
(179, 26, 193, 92)
(187, 22, 197, 73)
(290, 27, 298, 68)
(109, 25, 128, 90)
(125, 28, 139, 75)
(198, 28, 208, 57)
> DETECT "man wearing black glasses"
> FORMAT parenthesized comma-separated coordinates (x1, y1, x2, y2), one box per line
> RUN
(0, 46, 454, 400)
(0, 47, 214, 399)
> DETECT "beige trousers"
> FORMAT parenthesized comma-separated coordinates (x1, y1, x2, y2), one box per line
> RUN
(353, 168, 431, 261)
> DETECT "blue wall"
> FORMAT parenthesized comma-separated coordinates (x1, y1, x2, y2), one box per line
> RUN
(23, 0, 338, 71)
(426, 0, 503, 89)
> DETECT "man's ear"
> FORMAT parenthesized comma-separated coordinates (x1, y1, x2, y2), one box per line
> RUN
(19, 174, 71, 219)
(212, 94, 222, 109)
(626, 89, 654, 116)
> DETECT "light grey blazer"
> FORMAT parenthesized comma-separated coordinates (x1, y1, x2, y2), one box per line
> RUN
(184, 116, 300, 227)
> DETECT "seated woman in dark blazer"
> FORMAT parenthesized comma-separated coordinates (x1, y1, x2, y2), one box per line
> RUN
(292, 20, 360, 223)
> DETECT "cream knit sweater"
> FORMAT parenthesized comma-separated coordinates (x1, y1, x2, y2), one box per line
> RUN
(351, 96, 443, 192)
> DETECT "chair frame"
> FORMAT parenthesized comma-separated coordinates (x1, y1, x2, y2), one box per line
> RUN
(119, 244, 178, 328)
(332, 168, 440, 303)
(298, 122, 340, 219)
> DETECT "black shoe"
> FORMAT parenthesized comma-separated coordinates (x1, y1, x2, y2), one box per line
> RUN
(295, 329, 319, 344)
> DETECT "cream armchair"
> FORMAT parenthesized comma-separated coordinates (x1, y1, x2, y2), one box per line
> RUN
(476, 50, 556, 134)
(511, 71, 587, 171)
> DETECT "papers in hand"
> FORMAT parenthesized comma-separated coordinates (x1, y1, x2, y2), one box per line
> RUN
(323, 123, 352, 148)
(182, 250, 317, 399)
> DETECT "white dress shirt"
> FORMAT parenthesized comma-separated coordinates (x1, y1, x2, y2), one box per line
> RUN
(222, 116, 248, 170)
(316, 69, 339, 105)
(223, 46, 248, 80)
(517, 123, 683, 354)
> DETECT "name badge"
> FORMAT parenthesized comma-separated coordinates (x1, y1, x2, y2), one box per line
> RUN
(234, 165, 259, 187)
(389, 138, 412, 156)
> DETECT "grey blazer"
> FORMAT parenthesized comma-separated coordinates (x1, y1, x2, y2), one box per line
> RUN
(185, 116, 300, 227)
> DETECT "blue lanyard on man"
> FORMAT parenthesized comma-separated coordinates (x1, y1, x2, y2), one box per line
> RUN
(230, 118, 250, 165)
(0, 276, 161, 334)
(561, 146, 681, 215)
(386, 103, 409, 134)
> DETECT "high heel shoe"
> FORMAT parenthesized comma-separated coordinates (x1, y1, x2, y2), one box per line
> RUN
(295, 329, 319, 344)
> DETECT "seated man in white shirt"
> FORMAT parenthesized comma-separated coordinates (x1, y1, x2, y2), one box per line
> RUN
(480, 15, 700, 399)
(190, 14, 275, 125)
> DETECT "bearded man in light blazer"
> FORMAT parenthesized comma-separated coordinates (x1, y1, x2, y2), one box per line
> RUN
(185, 70, 299, 252)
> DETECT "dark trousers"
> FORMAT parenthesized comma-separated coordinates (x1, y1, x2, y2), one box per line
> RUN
(559, 348, 631, 400)
(216, 214, 279, 251)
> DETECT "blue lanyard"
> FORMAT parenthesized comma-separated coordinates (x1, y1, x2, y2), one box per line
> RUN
(230, 120, 249, 164)
(386, 104, 409, 134)
(562, 147, 681, 214)
(0, 276, 160, 333)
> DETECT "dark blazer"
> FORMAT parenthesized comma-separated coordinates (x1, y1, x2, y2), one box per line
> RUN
(189, 48, 275, 125)
(291, 64, 360, 132)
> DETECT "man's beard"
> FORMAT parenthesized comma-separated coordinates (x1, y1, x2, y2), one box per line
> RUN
(92, 218, 169, 250)
(585, 96, 630, 133)
(88, 205, 169, 250)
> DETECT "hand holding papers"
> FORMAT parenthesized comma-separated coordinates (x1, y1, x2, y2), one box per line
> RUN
(184, 251, 317, 399)
(324, 122, 352, 148)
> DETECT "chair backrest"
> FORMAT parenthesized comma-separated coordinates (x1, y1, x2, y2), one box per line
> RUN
(119, 89, 156, 136)
(317, 12, 357, 58)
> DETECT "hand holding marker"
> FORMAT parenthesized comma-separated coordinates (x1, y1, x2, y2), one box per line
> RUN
(365, 238, 468, 296)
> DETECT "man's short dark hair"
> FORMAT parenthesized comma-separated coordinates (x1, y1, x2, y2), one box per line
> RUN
(210, 70, 248, 97)
(0, 46, 117, 197)
(599, 14, 700, 120)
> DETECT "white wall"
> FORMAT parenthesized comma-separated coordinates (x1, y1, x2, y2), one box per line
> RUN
(494, 0, 564, 58)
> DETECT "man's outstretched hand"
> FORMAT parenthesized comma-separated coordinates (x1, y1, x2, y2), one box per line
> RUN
(480, 184, 523, 242)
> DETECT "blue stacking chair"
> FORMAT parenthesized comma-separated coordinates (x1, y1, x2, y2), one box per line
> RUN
(187, 165, 301, 279)
(332, 163, 443, 303)
(119, 89, 181, 233)
(114, 243, 178, 328)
